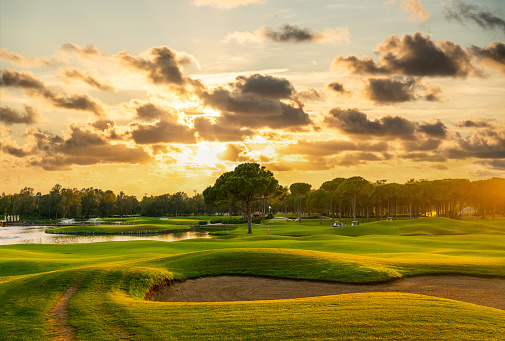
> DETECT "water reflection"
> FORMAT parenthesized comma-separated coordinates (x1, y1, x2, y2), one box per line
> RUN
(0, 225, 211, 245)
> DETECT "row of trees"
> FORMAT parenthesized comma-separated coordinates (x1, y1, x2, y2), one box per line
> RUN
(202, 164, 505, 233)
(287, 177, 505, 224)
(2, 163, 504, 229)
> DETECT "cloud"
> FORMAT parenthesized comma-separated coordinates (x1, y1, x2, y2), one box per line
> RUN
(1, 125, 151, 171)
(128, 104, 197, 145)
(324, 108, 418, 139)
(363, 76, 442, 103)
(280, 139, 389, 156)
(443, 0, 505, 33)
(117, 46, 203, 92)
(419, 120, 447, 138)
(194, 117, 253, 142)
(457, 118, 497, 128)
(199, 73, 312, 129)
(60, 43, 106, 59)
(446, 121, 505, 160)
(60, 67, 115, 91)
(135, 103, 171, 121)
(478, 159, 505, 170)
(90, 119, 115, 131)
(0, 48, 62, 68)
(386, 0, 430, 22)
(324, 108, 447, 144)
(0, 69, 105, 116)
(297, 88, 322, 101)
(235, 73, 294, 99)
(0, 105, 42, 125)
(129, 120, 197, 144)
(216, 143, 253, 162)
(192, 0, 263, 9)
(224, 24, 350, 44)
(333, 33, 476, 78)
(327, 81, 351, 96)
(470, 42, 505, 74)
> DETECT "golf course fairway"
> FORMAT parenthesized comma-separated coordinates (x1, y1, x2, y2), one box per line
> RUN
(1, 217, 504, 340)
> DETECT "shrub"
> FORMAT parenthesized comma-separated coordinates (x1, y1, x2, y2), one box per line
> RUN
(198, 220, 208, 225)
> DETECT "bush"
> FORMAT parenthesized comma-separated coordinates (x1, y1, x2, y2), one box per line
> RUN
(198, 220, 208, 225)
(266, 213, 274, 219)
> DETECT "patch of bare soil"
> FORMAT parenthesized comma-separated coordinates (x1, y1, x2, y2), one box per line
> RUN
(148, 275, 505, 310)
(48, 283, 79, 341)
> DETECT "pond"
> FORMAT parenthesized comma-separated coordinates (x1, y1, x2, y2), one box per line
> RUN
(0, 225, 211, 245)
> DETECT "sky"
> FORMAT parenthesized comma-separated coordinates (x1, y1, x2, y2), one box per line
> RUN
(1, 0, 504, 198)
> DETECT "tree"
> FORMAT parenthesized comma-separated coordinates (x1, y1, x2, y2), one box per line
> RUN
(338, 177, 371, 222)
(321, 177, 346, 222)
(203, 163, 280, 234)
(289, 182, 312, 223)
(307, 189, 330, 224)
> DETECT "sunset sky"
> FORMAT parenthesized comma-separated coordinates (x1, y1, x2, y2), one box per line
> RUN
(1, 0, 504, 198)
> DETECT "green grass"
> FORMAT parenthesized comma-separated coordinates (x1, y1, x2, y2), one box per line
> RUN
(1, 217, 505, 340)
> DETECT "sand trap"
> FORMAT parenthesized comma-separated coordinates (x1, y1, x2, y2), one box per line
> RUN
(148, 275, 505, 310)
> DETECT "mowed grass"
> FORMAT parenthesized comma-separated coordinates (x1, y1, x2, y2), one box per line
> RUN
(1, 217, 505, 340)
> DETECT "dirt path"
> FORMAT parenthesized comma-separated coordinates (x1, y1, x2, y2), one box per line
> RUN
(48, 284, 79, 341)
(148, 275, 505, 310)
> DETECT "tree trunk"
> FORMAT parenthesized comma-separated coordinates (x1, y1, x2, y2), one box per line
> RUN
(247, 200, 253, 234)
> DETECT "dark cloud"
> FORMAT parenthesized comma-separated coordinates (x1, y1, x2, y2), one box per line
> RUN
(419, 120, 447, 138)
(478, 159, 505, 170)
(90, 119, 115, 131)
(446, 123, 505, 160)
(443, 0, 505, 33)
(61, 67, 115, 91)
(199, 74, 312, 130)
(470, 42, 505, 74)
(262, 24, 318, 43)
(235, 74, 293, 99)
(135, 103, 170, 121)
(129, 120, 196, 145)
(333, 33, 476, 78)
(2, 125, 151, 170)
(324, 108, 417, 139)
(0, 140, 33, 157)
(117, 46, 203, 92)
(327, 81, 351, 95)
(0, 69, 105, 116)
(402, 139, 443, 152)
(0, 105, 42, 125)
(363, 77, 442, 103)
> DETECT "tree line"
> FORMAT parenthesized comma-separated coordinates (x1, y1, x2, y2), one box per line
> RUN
(1, 165, 504, 223)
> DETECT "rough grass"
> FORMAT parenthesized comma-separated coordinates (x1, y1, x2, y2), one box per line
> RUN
(1, 217, 505, 340)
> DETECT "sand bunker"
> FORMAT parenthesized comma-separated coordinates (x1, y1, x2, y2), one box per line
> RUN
(148, 275, 505, 310)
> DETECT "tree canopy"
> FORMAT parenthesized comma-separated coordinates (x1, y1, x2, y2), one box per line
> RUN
(203, 163, 280, 233)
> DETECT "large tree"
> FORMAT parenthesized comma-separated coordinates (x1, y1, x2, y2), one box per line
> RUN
(203, 163, 280, 233)
(289, 182, 312, 223)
